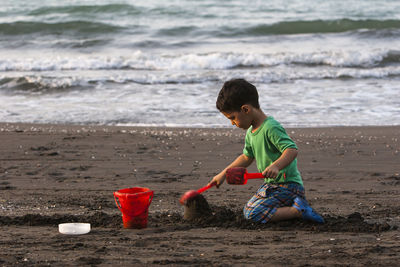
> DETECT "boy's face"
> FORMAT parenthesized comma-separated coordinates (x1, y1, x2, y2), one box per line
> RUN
(222, 106, 252, 130)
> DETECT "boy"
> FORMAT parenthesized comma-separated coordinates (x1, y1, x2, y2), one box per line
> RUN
(209, 79, 324, 224)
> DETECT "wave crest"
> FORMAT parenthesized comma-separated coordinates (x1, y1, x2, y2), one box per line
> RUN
(1, 50, 399, 72)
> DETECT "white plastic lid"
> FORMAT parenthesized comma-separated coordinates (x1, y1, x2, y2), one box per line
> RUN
(59, 223, 91, 235)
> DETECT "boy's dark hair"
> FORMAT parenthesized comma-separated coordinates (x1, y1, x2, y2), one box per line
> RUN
(216, 79, 260, 112)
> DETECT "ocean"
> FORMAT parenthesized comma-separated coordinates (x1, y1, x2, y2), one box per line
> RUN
(0, 0, 399, 127)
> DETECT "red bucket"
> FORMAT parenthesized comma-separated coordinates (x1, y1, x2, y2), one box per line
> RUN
(114, 187, 154, 229)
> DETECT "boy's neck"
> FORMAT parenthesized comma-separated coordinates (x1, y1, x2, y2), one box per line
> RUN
(250, 109, 268, 132)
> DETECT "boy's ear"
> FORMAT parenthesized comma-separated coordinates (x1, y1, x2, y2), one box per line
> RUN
(241, 104, 251, 113)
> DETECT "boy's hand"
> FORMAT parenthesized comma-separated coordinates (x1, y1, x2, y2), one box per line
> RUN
(262, 165, 280, 179)
(209, 173, 226, 188)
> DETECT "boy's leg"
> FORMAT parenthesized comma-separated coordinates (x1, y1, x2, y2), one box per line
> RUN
(269, 206, 301, 222)
(269, 197, 325, 223)
(243, 194, 279, 223)
(243, 183, 303, 223)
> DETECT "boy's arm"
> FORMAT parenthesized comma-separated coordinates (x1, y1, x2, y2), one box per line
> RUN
(209, 153, 254, 188)
(262, 148, 298, 178)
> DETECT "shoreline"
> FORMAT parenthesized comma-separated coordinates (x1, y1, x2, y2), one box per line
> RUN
(2, 121, 400, 130)
(1, 122, 399, 265)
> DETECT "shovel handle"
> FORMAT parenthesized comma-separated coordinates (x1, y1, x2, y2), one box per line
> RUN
(244, 172, 264, 179)
(197, 182, 216, 194)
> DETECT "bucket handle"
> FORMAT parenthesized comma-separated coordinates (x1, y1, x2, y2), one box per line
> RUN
(148, 191, 154, 205)
(114, 192, 123, 212)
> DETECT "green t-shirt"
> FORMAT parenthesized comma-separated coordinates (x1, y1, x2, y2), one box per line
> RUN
(243, 116, 303, 186)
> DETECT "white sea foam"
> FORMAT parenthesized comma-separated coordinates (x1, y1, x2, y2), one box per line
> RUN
(0, 49, 397, 73)
(2, 64, 399, 98)
(1, 76, 399, 127)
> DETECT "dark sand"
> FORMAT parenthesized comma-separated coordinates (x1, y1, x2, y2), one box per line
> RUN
(0, 123, 399, 266)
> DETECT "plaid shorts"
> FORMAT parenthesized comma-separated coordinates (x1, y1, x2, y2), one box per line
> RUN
(243, 182, 305, 223)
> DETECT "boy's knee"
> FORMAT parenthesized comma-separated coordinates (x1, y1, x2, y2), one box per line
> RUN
(243, 204, 275, 223)
(243, 205, 258, 221)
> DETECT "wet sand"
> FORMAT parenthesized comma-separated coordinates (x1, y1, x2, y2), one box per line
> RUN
(0, 123, 399, 266)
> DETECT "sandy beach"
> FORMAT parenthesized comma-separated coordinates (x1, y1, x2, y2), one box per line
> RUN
(0, 123, 399, 266)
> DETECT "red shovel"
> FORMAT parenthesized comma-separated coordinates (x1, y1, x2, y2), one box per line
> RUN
(179, 182, 217, 205)
(226, 167, 264, 185)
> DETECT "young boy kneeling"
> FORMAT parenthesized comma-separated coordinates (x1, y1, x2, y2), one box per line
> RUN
(209, 79, 324, 224)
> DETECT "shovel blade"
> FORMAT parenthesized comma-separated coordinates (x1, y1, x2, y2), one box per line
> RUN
(226, 167, 247, 185)
(179, 190, 199, 205)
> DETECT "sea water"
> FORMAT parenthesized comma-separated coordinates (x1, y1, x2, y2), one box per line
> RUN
(0, 0, 399, 127)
